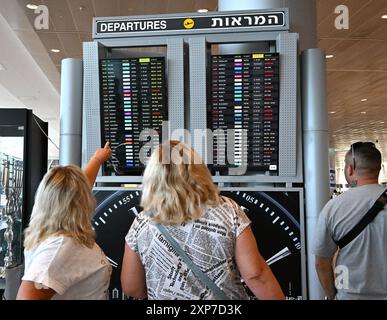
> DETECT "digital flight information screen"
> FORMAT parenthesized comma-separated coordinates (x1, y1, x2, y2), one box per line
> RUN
(100, 57, 167, 175)
(209, 53, 279, 173)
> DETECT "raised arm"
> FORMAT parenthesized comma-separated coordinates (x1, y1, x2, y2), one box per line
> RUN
(83, 142, 112, 188)
(235, 226, 285, 300)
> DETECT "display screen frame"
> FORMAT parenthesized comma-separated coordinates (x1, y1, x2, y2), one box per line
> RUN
(208, 52, 280, 175)
(99, 56, 168, 175)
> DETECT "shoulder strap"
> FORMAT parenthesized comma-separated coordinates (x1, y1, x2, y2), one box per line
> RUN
(155, 224, 229, 300)
(336, 189, 387, 249)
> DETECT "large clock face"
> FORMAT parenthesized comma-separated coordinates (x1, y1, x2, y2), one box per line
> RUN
(92, 189, 304, 300)
(92, 190, 142, 300)
(221, 190, 303, 299)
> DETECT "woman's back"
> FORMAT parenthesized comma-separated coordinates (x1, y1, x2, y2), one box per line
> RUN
(17, 145, 113, 300)
(126, 197, 250, 300)
(122, 141, 284, 300)
(23, 236, 111, 300)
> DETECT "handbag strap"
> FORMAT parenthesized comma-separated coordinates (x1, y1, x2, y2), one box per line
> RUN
(155, 224, 229, 300)
(336, 189, 387, 249)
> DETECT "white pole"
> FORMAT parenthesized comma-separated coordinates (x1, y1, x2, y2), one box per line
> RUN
(59, 58, 83, 166)
(301, 48, 330, 300)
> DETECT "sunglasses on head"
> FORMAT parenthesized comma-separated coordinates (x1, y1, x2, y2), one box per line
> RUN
(350, 142, 376, 170)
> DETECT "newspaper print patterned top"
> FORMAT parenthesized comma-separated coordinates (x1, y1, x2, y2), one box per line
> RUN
(125, 196, 251, 300)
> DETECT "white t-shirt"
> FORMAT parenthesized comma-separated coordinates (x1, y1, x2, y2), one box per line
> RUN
(313, 184, 387, 299)
(23, 236, 111, 300)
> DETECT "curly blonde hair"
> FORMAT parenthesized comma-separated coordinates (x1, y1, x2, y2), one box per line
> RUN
(141, 140, 220, 225)
(24, 165, 95, 249)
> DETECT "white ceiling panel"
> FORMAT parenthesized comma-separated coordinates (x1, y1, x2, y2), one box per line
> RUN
(57, 33, 83, 57)
(67, 0, 95, 33)
(92, 0, 120, 17)
(41, 0, 77, 32)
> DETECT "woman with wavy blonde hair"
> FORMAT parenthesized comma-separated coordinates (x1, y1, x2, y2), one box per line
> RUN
(17, 143, 112, 300)
(141, 140, 220, 225)
(121, 140, 284, 300)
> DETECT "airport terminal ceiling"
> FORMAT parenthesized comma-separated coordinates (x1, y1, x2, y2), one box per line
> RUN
(1, 0, 387, 181)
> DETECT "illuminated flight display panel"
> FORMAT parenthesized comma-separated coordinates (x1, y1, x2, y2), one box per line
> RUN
(210, 53, 279, 173)
(100, 57, 167, 174)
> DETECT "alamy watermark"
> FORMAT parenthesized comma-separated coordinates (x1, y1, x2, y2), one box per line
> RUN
(32, 5, 49, 30)
(117, 121, 250, 175)
(31, 5, 349, 31)
(335, 5, 349, 30)
(334, 265, 349, 290)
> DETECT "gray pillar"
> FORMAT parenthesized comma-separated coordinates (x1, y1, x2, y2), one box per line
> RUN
(59, 58, 83, 166)
(218, 0, 317, 51)
(301, 48, 330, 300)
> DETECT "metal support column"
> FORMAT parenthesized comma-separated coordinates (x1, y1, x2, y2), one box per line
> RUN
(301, 48, 330, 300)
(59, 58, 83, 166)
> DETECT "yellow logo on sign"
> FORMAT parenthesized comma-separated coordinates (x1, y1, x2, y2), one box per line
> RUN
(183, 18, 195, 29)
(253, 54, 265, 59)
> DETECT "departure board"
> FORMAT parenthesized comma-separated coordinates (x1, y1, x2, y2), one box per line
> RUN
(210, 53, 279, 173)
(100, 57, 167, 174)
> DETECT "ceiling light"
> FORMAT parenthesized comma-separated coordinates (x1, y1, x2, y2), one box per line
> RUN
(26, 4, 38, 10)
(381, 121, 385, 124)
(330, 111, 336, 114)
(51, 49, 60, 53)
(381, 14, 387, 19)
(361, 98, 368, 102)
(325, 54, 334, 59)
(361, 112, 367, 114)
(197, 8, 209, 13)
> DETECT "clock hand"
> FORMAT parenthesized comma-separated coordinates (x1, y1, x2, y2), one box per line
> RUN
(241, 246, 291, 290)
(266, 247, 291, 266)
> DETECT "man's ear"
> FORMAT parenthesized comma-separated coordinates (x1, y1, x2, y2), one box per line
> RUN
(346, 163, 354, 177)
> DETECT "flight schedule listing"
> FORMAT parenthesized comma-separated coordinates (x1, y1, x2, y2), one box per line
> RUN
(210, 53, 279, 172)
(100, 57, 167, 174)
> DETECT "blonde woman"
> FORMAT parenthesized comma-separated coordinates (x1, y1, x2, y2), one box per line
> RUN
(121, 140, 285, 300)
(16, 143, 112, 300)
